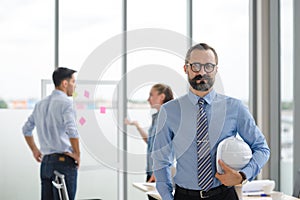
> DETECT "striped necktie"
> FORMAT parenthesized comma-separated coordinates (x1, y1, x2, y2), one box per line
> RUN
(197, 98, 213, 191)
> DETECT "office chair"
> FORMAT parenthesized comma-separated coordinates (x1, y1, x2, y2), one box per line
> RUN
(293, 168, 300, 198)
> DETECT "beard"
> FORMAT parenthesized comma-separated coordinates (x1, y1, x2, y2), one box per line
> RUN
(188, 74, 215, 91)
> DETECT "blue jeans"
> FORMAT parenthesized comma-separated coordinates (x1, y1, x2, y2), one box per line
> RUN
(40, 154, 78, 200)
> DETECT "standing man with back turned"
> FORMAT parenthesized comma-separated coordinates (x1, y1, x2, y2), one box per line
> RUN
(152, 43, 270, 200)
(22, 67, 80, 200)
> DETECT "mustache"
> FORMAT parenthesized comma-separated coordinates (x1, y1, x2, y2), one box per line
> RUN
(192, 74, 210, 81)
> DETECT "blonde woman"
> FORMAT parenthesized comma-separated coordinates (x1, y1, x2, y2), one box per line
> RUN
(125, 83, 174, 200)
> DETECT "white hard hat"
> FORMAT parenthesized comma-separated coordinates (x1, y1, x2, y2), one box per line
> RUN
(216, 136, 252, 174)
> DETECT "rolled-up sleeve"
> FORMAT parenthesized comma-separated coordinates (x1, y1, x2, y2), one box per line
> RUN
(63, 102, 78, 138)
(22, 112, 35, 137)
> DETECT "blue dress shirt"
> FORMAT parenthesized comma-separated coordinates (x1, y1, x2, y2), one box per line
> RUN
(22, 90, 79, 155)
(152, 89, 270, 200)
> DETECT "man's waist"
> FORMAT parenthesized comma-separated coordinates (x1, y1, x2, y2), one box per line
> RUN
(40, 145, 72, 155)
(43, 153, 75, 163)
(175, 184, 232, 198)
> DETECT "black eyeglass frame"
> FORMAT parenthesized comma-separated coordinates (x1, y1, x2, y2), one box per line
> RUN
(186, 62, 216, 73)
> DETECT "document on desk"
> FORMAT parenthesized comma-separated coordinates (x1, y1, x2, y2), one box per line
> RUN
(146, 189, 175, 200)
(242, 180, 275, 193)
(143, 182, 156, 187)
(132, 182, 156, 192)
(243, 191, 270, 197)
(146, 191, 161, 200)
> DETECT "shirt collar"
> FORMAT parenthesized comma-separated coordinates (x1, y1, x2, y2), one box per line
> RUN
(187, 89, 216, 105)
(152, 111, 159, 119)
(52, 89, 67, 97)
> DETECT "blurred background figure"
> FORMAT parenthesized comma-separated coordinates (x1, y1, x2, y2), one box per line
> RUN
(125, 83, 174, 200)
(22, 67, 80, 200)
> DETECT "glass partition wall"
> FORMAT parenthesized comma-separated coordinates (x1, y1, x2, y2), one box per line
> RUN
(0, 1, 54, 199)
(1, 0, 299, 199)
(193, 0, 250, 103)
(280, 0, 294, 195)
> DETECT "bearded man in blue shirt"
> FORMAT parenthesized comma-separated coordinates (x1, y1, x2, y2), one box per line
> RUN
(152, 43, 270, 200)
(22, 67, 80, 200)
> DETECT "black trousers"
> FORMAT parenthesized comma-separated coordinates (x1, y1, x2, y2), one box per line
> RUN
(146, 175, 156, 200)
(174, 186, 239, 200)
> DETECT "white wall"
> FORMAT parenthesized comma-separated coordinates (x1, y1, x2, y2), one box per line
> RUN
(0, 110, 40, 199)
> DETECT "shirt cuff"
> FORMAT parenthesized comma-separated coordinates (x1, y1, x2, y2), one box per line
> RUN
(156, 182, 174, 200)
(241, 166, 253, 181)
(154, 167, 173, 200)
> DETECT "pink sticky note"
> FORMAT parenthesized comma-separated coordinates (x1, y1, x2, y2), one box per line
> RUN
(100, 106, 106, 114)
(84, 90, 90, 98)
(79, 117, 86, 125)
(76, 103, 85, 110)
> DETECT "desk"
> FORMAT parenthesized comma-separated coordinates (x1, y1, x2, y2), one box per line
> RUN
(243, 196, 298, 200)
(132, 183, 299, 200)
(132, 183, 160, 199)
(132, 182, 156, 193)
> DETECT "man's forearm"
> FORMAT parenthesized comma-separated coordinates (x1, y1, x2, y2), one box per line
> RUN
(24, 136, 39, 152)
(68, 137, 80, 166)
(69, 137, 80, 155)
(25, 135, 42, 162)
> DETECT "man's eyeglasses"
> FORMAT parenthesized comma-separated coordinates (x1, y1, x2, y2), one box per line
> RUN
(186, 62, 216, 73)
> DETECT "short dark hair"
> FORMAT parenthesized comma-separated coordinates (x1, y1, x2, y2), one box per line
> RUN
(52, 67, 77, 87)
(185, 43, 218, 65)
(152, 83, 174, 103)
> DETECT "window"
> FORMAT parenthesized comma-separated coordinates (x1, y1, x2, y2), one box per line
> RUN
(60, 1, 122, 199)
(280, 0, 293, 195)
(193, 0, 250, 104)
(127, 1, 187, 199)
(0, 1, 53, 109)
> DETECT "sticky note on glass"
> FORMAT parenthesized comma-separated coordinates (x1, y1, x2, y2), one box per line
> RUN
(73, 92, 78, 98)
(76, 103, 85, 109)
(100, 106, 106, 114)
(84, 90, 90, 98)
(79, 117, 86, 126)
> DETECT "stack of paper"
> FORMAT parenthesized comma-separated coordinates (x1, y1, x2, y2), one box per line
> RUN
(242, 179, 275, 196)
